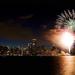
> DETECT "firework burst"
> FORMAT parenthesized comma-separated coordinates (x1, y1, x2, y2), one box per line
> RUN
(56, 9, 75, 31)
(45, 9, 75, 53)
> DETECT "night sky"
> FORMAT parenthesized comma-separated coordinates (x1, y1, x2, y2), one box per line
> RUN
(0, 1, 75, 46)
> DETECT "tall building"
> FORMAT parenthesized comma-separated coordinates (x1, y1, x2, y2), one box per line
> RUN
(31, 39, 37, 47)
(27, 39, 39, 55)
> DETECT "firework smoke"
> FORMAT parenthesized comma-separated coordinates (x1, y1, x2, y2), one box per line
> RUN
(45, 28, 64, 48)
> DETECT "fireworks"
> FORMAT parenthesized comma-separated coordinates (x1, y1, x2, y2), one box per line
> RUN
(45, 9, 75, 54)
(59, 31, 74, 53)
(56, 9, 75, 31)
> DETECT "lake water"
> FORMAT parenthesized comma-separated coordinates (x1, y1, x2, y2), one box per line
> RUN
(0, 56, 75, 75)
(49, 56, 75, 75)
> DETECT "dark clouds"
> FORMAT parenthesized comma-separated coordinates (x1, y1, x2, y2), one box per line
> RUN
(0, 21, 34, 40)
(18, 14, 33, 20)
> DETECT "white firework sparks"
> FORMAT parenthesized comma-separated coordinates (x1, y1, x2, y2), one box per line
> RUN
(56, 9, 75, 31)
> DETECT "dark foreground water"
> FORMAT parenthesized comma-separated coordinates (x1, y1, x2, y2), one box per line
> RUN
(0, 56, 75, 75)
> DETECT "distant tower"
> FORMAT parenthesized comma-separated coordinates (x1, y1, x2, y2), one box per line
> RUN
(28, 39, 38, 55)
(31, 39, 37, 47)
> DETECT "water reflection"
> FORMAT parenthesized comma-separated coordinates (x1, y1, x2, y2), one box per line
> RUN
(59, 56, 75, 75)
(49, 56, 75, 75)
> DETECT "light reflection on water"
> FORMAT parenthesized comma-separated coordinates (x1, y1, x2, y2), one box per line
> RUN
(49, 56, 75, 75)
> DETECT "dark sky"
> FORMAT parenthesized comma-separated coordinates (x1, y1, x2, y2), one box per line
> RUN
(0, 1, 75, 40)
